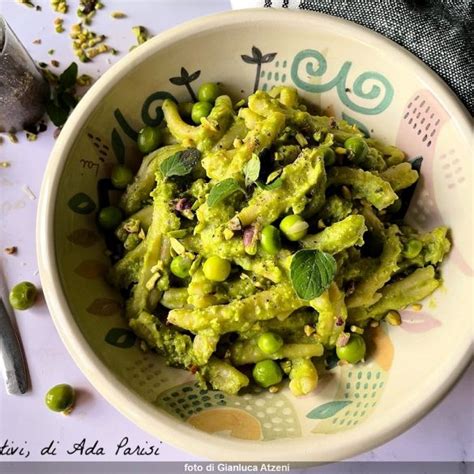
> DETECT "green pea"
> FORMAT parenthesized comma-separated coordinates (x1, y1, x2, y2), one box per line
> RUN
(257, 332, 284, 354)
(336, 334, 366, 364)
(191, 101, 213, 125)
(45, 384, 75, 413)
(178, 101, 194, 119)
(403, 239, 423, 259)
(9, 281, 38, 310)
(279, 214, 309, 241)
(98, 206, 123, 231)
(252, 360, 283, 388)
(197, 83, 220, 103)
(170, 255, 193, 279)
(320, 146, 336, 166)
(260, 225, 281, 255)
(111, 165, 133, 189)
(344, 137, 369, 162)
(202, 255, 231, 282)
(137, 126, 162, 154)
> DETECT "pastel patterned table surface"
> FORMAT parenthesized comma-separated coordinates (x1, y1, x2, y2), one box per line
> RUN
(0, 0, 472, 470)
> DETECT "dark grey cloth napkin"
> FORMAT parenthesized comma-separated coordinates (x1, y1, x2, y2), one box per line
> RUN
(255, 0, 474, 114)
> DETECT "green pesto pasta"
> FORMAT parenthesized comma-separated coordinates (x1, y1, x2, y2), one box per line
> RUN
(105, 85, 450, 396)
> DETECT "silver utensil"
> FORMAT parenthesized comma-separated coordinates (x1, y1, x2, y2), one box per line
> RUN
(0, 291, 29, 394)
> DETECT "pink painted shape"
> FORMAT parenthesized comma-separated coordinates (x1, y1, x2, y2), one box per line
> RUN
(400, 311, 442, 333)
(396, 89, 473, 276)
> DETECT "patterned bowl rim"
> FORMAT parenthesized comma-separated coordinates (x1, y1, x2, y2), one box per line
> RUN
(37, 8, 472, 462)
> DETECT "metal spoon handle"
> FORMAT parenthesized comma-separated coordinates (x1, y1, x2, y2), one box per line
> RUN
(0, 297, 28, 394)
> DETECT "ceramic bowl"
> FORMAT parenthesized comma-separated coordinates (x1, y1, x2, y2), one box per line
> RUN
(37, 9, 473, 462)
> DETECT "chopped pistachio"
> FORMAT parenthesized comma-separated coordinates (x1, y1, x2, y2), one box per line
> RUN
(48, 49, 55, 55)
(234, 99, 246, 109)
(111, 11, 126, 19)
(223, 228, 234, 241)
(268, 385, 279, 393)
(411, 303, 423, 312)
(295, 132, 308, 147)
(17, 0, 35, 8)
(350, 325, 364, 335)
(32, 39, 42, 45)
(0, 161, 10, 168)
(335, 146, 347, 155)
(4, 246, 18, 255)
(132, 25, 150, 46)
(341, 185, 352, 200)
(54, 18, 65, 33)
(76, 75, 92, 87)
(169, 238, 186, 256)
(233, 138, 243, 148)
(26, 132, 38, 141)
(51, 0, 68, 14)
(386, 310, 402, 326)
(51, 60, 60, 68)
(7, 133, 18, 144)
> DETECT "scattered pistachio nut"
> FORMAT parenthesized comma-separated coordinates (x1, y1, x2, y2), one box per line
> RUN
(17, 0, 36, 8)
(50, 0, 68, 14)
(386, 310, 402, 326)
(111, 11, 126, 19)
(7, 133, 18, 144)
(4, 247, 17, 255)
(350, 325, 364, 335)
(26, 132, 38, 141)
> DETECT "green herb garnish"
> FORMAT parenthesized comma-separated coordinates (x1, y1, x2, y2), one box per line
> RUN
(243, 154, 260, 187)
(290, 249, 337, 300)
(45, 62, 79, 127)
(208, 178, 245, 207)
(160, 148, 201, 178)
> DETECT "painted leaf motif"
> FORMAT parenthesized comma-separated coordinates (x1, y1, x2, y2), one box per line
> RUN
(187, 70, 201, 82)
(141, 91, 176, 127)
(68, 192, 96, 214)
(170, 76, 187, 86)
(67, 228, 100, 247)
(241, 54, 257, 64)
(87, 298, 121, 316)
(252, 46, 263, 61)
(105, 328, 136, 348)
(307, 400, 352, 419)
(111, 128, 125, 164)
(180, 67, 189, 78)
(400, 311, 441, 333)
(74, 260, 108, 279)
(114, 108, 138, 141)
(261, 52, 277, 63)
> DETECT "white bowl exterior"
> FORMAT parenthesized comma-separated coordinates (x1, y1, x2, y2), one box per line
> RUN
(37, 9, 473, 462)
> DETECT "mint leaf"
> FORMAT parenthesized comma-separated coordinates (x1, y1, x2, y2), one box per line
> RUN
(59, 62, 78, 90)
(208, 178, 244, 207)
(256, 177, 283, 191)
(160, 148, 200, 178)
(46, 101, 69, 127)
(243, 154, 260, 187)
(290, 249, 336, 300)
